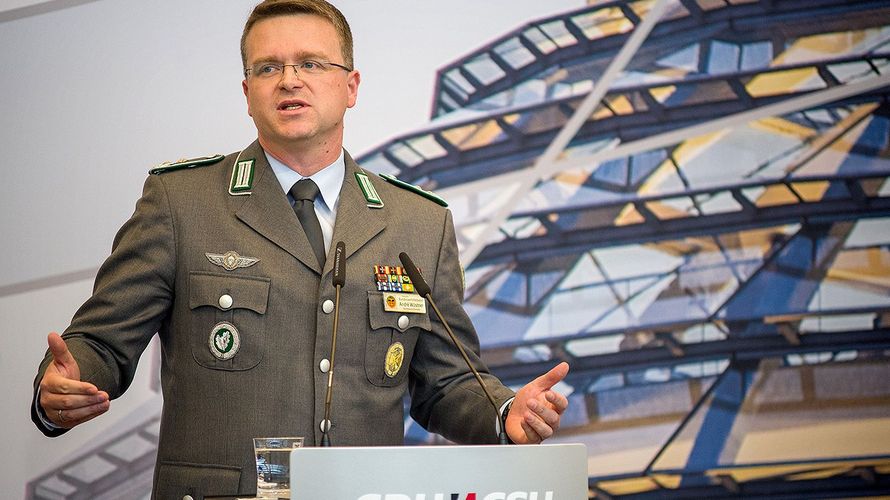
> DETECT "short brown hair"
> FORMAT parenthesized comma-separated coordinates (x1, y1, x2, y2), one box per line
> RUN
(241, 0, 354, 70)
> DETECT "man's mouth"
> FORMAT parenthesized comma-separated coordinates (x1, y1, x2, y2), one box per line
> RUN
(279, 101, 307, 111)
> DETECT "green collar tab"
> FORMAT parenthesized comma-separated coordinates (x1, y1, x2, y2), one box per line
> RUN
(355, 172, 384, 208)
(378, 173, 448, 207)
(229, 158, 255, 195)
(149, 154, 224, 175)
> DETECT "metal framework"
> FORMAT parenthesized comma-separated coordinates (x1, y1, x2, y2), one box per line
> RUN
(364, 59, 890, 190)
(429, 0, 890, 116)
(393, 1, 890, 498)
(27, 398, 160, 499)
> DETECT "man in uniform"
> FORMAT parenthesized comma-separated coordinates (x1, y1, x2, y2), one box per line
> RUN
(31, 1, 569, 497)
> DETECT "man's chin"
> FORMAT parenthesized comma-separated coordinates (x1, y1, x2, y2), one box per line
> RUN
(262, 129, 317, 145)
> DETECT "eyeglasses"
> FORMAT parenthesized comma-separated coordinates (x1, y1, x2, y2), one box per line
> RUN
(244, 60, 352, 79)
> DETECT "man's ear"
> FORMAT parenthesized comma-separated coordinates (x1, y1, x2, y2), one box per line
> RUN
(243, 79, 253, 117)
(346, 70, 361, 109)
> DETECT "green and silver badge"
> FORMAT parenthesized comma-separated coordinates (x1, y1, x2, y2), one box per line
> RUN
(209, 322, 241, 360)
(229, 158, 255, 195)
(355, 172, 384, 209)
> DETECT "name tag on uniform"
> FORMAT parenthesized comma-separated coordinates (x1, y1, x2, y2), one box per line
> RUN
(383, 292, 427, 314)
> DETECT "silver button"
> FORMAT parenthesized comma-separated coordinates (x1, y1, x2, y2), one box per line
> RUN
(319, 358, 331, 373)
(183, 496, 194, 500)
(218, 294, 233, 309)
(319, 419, 331, 432)
(398, 315, 409, 330)
(322, 299, 334, 314)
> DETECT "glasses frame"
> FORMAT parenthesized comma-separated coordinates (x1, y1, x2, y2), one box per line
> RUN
(244, 60, 353, 79)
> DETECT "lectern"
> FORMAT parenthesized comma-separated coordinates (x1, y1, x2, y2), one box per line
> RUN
(290, 443, 588, 499)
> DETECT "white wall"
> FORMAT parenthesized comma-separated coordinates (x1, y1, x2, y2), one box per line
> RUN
(0, 0, 98, 22)
(1, 0, 581, 496)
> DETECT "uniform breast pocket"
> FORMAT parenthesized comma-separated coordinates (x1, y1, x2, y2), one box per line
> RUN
(189, 271, 270, 371)
(366, 291, 431, 387)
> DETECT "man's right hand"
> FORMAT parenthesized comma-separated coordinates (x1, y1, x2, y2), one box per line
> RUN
(39, 332, 110, 429)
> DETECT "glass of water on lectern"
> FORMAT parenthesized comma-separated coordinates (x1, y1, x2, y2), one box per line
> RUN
(253, 436, 304, 498)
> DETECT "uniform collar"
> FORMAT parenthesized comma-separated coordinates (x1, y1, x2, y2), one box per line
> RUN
(266, 149, 345, 213)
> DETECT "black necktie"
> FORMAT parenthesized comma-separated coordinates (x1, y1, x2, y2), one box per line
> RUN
(290, 179, 326, 268)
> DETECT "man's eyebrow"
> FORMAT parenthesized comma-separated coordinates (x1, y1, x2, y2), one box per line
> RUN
(245, 56, 278, 67)
(293, 50, 330, 60)
(249, 51, 331, 64)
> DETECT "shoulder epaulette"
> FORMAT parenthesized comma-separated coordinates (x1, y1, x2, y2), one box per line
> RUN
(378, 173, 448, 207)
(149, 154, 225, 175)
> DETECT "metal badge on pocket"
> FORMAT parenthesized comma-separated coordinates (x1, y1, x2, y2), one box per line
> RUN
(209, 322, 241, 360)
(384, 342, 405, 378)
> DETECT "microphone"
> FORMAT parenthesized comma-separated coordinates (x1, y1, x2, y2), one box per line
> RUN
(332, 240, 346, 288)
(321, 241, 346, 447)
(398, 252, 509, 445)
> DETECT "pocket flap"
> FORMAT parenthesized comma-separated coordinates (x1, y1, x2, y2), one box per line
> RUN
(368, 291, 431, 332)
(189, 272, 270, 314)
(155, 461, 243, 498)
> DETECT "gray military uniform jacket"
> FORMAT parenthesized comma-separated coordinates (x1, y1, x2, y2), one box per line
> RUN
(32, 140, 514, 498)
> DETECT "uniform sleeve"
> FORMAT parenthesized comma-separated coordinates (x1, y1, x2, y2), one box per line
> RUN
(407, 209, 515, 444)
(31, 174, 176, 435)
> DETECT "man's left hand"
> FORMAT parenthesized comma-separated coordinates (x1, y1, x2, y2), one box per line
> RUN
(505, 362, 569, 444)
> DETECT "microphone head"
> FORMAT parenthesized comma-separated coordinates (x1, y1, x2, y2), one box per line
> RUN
(333, 241, 346, 287)
(399, 252, 431, 297)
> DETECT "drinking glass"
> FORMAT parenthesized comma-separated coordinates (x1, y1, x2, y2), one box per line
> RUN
(253, 436, 304, 498)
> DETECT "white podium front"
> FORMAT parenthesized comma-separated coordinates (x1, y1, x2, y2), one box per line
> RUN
(289, 443, 587, 499)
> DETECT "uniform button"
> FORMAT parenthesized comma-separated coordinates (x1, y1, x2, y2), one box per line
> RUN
(183, 496, 194, 500)
(319, 419, 331, 432)
(218, 294, 233, 309)
(322, 299, 334, 314)
(398, 315, 409, 330)
(319, 358, 331, 373)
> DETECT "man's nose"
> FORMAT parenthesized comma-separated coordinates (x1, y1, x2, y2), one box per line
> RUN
(279, 65, 306, 87)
